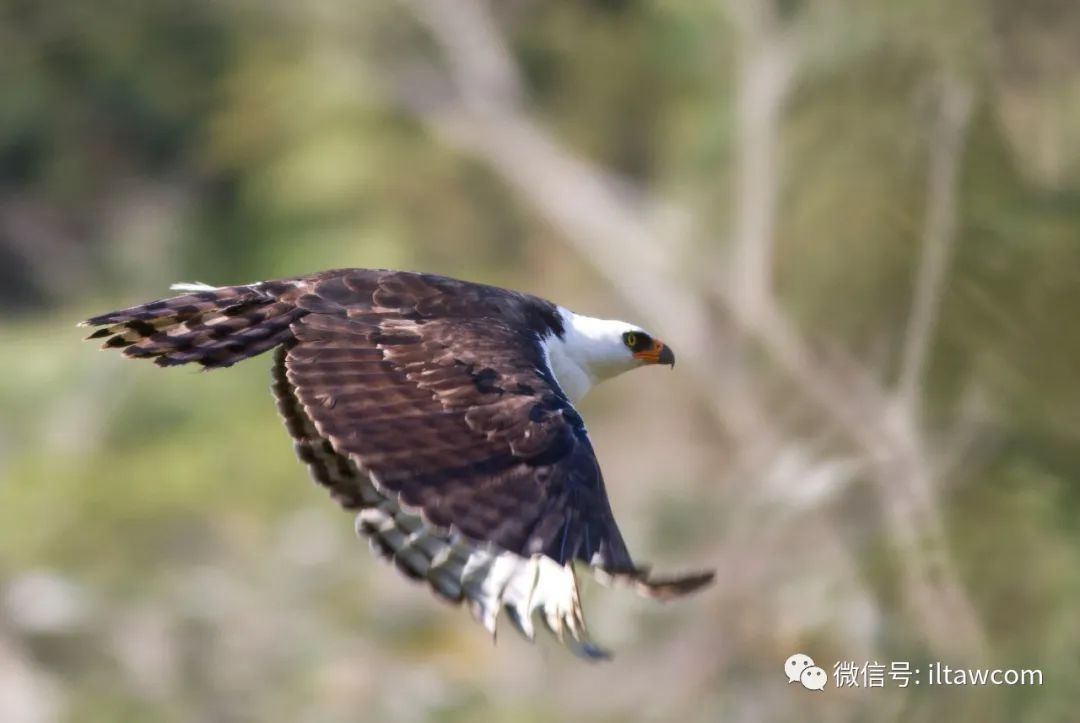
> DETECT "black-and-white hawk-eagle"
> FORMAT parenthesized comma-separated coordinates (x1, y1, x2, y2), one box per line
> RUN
(81, 268, 713, 659)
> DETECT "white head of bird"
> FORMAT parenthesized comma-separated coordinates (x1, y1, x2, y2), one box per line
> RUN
(542, 308, 675, 403)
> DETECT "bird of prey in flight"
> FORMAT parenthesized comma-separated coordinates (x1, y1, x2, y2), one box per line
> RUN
(81, 268, 713, 659)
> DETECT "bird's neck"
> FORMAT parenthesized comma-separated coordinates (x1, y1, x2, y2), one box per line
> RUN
(543, 334, 598, 403)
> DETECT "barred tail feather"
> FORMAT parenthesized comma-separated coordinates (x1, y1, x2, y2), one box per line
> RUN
(81, 282, 306, 369)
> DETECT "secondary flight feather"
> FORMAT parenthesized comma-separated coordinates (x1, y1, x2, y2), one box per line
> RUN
(81, 268, 713, 659)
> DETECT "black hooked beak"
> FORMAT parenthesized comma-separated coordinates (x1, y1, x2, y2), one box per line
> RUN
(658, 343, 675, 368)
(634, 339, 675, 367)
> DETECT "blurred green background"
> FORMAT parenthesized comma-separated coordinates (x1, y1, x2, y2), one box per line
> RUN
(2, 0, 1078, 721)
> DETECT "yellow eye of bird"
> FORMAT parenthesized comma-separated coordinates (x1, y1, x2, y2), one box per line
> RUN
(625, 333, 637, 348)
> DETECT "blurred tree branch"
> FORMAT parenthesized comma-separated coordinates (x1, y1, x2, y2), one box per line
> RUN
(725, 0, 800, 325)
(391, 0, 985, 659)
(898, 77, 974, 415)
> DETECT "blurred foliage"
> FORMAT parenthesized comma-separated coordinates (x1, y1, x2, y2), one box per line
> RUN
(1, 0, 1079, 721)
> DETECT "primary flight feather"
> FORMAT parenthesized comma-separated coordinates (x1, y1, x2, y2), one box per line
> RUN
(81, 268, 713, 659)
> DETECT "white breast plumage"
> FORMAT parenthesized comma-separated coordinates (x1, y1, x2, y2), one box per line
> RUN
(541, 333, 596, 403)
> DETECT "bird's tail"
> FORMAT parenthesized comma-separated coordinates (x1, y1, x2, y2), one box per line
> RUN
(80, 282, 306, 369)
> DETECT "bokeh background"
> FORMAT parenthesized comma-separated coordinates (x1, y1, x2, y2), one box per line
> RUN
(1, 0, 1078, 721)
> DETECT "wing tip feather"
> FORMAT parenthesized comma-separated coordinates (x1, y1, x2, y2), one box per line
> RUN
(637, 568, 716, 600)
(594, 566, 716, 601)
